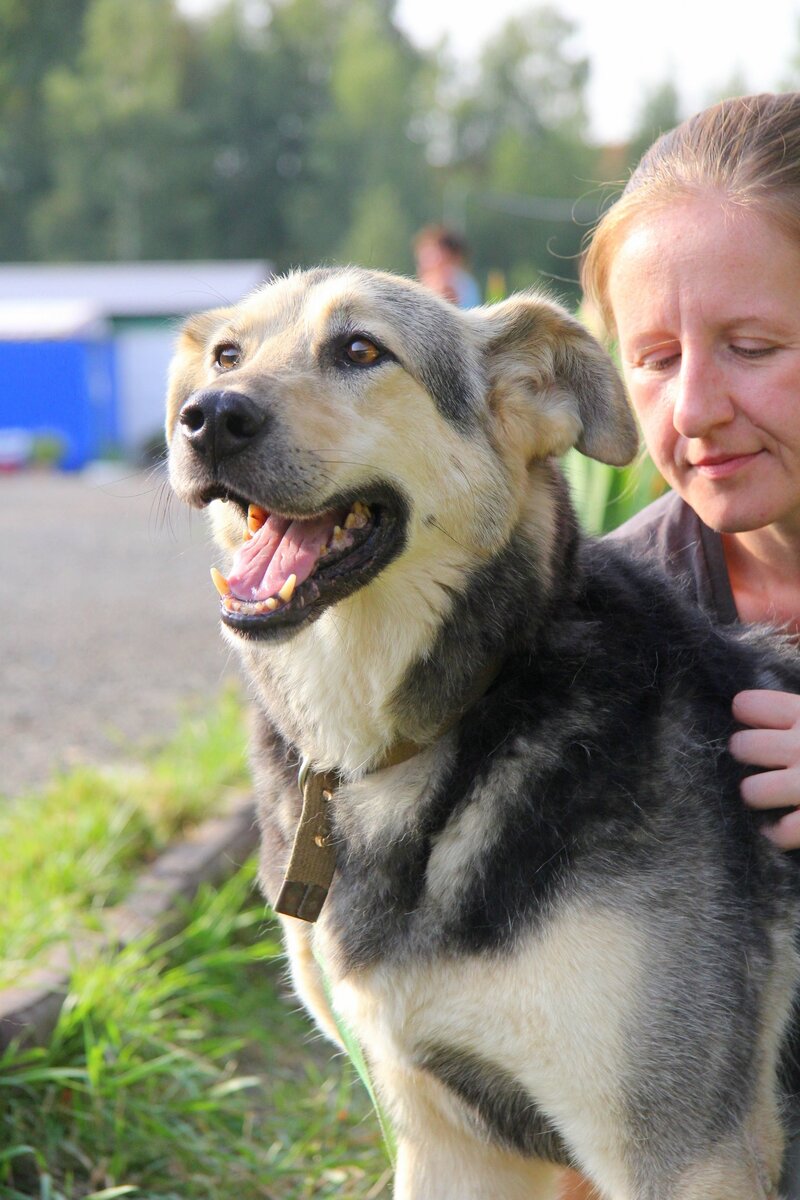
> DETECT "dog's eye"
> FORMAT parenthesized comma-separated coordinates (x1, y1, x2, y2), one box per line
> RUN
(214, 344, 241, 371)
(341, 337, 384, 367)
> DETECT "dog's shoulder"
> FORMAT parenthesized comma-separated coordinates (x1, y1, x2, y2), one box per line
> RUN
(573, 535, 800, 698)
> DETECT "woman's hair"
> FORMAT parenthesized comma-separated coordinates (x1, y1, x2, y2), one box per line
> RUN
(581, 92, 800, 333)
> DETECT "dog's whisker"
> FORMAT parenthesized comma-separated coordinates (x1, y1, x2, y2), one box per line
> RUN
(426, 517, 471, 554)
(150, 475, 186, 540)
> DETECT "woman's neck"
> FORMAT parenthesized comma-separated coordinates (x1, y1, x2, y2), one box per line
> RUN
(722, 525, 800, 635)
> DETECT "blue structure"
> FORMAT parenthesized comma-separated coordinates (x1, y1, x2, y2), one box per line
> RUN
(0, 262, 270, 467)
(0, 334, 117, 470)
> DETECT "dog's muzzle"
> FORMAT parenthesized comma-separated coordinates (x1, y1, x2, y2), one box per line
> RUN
(173, 389, 409, 640)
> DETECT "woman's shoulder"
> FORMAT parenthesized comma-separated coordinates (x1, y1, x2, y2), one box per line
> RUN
(605, 490, 737, 624)
(606, 490, 697, 559)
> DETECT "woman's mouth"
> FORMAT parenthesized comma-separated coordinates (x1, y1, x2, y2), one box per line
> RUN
(690, 450, 764, 480)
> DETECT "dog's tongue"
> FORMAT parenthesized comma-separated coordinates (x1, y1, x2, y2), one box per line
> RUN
(227, 510, 341, 601)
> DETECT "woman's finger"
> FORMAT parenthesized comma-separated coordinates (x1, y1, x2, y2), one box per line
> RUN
(760, 804, 800, 851)
(741, 767, 800, 809)
(730, 728, 798, 769)
(733, 689, 800, 731)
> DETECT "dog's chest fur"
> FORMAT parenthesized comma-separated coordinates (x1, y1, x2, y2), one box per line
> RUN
(321, 882, 644, 1176)
(299, 739, 649, 1175)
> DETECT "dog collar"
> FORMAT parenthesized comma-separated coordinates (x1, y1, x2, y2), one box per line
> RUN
(273, 660, 503, 924)
(274, 739, 421, 923)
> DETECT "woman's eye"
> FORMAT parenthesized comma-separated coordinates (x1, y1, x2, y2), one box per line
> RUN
(629, 339, 681, 372)
(731, 342, 777, 359)
(637, 350, 681, 372)
(214, 344, 241, 370)
(341, 337, 385, 366)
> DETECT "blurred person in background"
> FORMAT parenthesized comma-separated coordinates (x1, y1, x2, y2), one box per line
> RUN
(413, 223, 482, 307)
(560, 90, 800, 1200)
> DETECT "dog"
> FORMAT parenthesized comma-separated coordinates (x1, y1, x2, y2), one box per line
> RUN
(166, 266, 800, 1199)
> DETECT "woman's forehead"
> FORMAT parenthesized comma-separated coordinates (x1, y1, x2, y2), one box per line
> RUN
(607, 196, 800, 328)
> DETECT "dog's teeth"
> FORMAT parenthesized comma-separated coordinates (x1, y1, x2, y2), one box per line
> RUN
(210, 567, 231, 597)
(345, 511, 367, 530)
(353, 501, 370, 517)
(243, 529, 252, 542)
(278, 574, 297, 602)
(251, 597, 279, 613)
(332, 525, 346, 546)
(247, 503, 268, 532)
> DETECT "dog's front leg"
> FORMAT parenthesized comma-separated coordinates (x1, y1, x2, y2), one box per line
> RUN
(394, 1133, 561, 1200)
(280, 918, 343, 1047)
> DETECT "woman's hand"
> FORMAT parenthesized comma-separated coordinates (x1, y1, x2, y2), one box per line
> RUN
(730, 690, 800, 849)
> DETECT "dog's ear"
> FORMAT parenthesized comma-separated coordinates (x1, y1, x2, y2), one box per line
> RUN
(165, 306, 233, 440)
(471, 294, 638, 466)
(179, 306, 234, 349)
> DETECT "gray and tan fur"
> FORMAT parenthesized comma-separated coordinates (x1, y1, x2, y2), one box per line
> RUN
(167, 266, 800, 1199)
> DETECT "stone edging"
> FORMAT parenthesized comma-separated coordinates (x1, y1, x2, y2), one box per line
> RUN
(0, 792, 259, 1051)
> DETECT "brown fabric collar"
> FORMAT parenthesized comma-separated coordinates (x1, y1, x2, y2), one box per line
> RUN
(273, 659, 503, 923)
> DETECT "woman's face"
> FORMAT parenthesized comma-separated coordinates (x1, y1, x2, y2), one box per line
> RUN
(607, 194, 800, 536)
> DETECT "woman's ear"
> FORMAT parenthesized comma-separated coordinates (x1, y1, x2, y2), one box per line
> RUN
(469, 293, 638, 466)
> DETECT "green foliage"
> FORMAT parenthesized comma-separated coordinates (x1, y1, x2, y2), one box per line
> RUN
(280, 0, 434, 270)
(0, 0, 706, 285)
(563, 447, 668, 535)
(3, 0, 787, 321)
(437, 6, 600, 299)
(0, 0, 89, 258)
(32, 0, 207, 259)
(625, 80, 684, 168)
(0, 687, 248, 987)
(0, 863, 388, 1198)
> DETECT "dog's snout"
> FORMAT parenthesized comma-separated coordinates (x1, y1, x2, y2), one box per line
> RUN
(178, 390, 267, 462)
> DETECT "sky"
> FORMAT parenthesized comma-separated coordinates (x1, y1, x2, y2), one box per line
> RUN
(179, 0, 800, 144)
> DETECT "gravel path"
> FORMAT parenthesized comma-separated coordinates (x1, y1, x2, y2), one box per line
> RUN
(1, 467, 238, 799)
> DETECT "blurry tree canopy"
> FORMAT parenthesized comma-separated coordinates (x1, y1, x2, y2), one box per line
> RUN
(0, 0, 90, 258)
(0, 0, 758, 298)
(626, 81, 682, 167)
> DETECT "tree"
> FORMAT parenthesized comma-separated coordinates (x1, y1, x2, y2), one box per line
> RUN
(448, 7, 590, 170)
(439, 7, 598, 301)
(626, 81, 682, 168)
(280, 0, 437, 272)
(182, 0, 341, 265)
(0, 0, 89, 258)
(33, 0, 207, 259)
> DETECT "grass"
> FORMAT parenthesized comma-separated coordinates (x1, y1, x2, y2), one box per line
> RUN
(0, 863, 389, 1199)
(0, 688, 249, 988)
(0, 688, 388, 1197)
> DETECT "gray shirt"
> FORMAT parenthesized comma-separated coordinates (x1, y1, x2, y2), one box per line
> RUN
(607, 490, 739, 627)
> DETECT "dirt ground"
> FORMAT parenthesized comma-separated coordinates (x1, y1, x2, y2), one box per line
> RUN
(1, 466, 239, 799)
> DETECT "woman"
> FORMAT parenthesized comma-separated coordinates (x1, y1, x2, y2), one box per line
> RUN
(561, 91, 800, 1199)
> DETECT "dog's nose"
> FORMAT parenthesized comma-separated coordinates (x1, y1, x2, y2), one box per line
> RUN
(178, 390, 267, 462)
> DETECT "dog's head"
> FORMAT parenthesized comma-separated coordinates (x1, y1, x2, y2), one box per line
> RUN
(166, 266, 636, 643)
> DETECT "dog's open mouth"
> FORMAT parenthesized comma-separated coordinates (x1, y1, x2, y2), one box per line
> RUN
(209, 492, 404, 636)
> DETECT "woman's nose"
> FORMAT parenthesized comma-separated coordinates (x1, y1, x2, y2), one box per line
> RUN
(671, 352, 735, 438)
